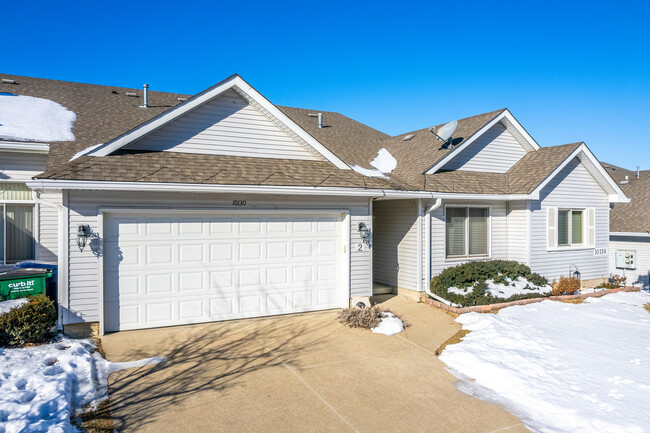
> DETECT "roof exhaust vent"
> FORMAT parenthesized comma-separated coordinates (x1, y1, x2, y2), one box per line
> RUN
(402, 134, 415, 141)
(636, 165, 640, 179)
(142, 84, 149, 108)
(620, 175, 630, 185)
(1, 78, 16, 84)
(308, 112, 323, 128)
(125, 92, 138, 97)
(177, 97, 187, 102)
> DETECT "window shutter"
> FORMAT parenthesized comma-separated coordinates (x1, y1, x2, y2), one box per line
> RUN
(547, 207, 557, 250)
(587, 207, 596, 248)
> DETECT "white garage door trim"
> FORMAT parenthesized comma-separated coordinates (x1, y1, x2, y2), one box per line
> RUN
(97, 208, 350, 335)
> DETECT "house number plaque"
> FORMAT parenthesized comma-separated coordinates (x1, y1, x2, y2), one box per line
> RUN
(232, 200, 247, 206)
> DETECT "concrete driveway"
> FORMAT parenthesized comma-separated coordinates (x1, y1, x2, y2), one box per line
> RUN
(101, 296, 528, 433)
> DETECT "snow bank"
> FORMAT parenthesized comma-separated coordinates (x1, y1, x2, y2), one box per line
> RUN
(371, 312, 405, 336)
(0, 299, 28, 315)
(0, 94, 76, 142)
(447, 276, 551, 299)
(0, 338, 165, 432)
(351, 148, 397, 179)
(440, 291, 650, 433)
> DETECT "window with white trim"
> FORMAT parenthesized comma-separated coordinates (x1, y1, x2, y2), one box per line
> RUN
(0, 183, 35, 265)
(547, 206, 595, 250)
(446, 207, 489, 258)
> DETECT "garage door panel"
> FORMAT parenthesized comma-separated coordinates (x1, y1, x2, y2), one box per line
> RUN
(104, 212, 344, 331)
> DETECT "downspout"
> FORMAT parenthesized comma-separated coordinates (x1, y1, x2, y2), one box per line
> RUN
(423, 198, 461, 307)
(32, 190, 64, 332)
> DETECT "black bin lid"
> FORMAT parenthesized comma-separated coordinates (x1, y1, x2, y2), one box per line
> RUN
(0, 268, 53, 280)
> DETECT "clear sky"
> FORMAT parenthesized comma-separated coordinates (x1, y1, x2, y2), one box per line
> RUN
(4, 0, 649, 169)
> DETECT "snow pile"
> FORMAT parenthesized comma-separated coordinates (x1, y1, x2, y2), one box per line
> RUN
(440, 291, 650, 433)
(0, 338, 165, 432)
(447, 276, 551, 299)
(0, 298, 28, 315)
(371, 312, 405, 336)
(351, 148, 397, 179)
(69, 143, 104, 161)
(0, 94, 76, 142)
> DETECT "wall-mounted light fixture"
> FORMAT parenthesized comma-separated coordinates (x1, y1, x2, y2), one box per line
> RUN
(77, 224, 91, 252)
(358, 222, 370, 242)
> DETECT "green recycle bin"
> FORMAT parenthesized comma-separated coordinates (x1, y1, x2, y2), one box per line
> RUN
(0, 268, 52, 300)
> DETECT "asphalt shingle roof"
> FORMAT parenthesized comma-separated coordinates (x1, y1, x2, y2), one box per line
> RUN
(603, 163, 650, 233)
(0, 73, 585, 195)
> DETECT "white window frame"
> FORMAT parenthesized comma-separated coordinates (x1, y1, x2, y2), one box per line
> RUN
(0, 197, 38, 267)
(557, 208, 585, 248)
(444, 205, 492, 261)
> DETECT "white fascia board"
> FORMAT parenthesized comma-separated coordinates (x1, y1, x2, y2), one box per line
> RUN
(425, 109, 540, 175)
(501, 110, 540, 151)
(0, 141, 50, 153)
(610, 231, 650, 238)
(377, 191, 530, 201)
(529, 143, 629, 203)
(25, 179, 425, 198)
(85, 75, 349, 170)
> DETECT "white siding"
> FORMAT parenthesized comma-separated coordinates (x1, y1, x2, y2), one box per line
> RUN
(506, 200, 529, 263)
(441, 122, 528, 173)
(530, 158, 609, 281)
(609, 235, 650, 289)
(430, 200, 509, 276)
(127, 89, 324, 161)
(65, 191, 370, 324)
(36, 189, 61, 264)
(372, 200, 419, 290)
(0, 152, 47, 180)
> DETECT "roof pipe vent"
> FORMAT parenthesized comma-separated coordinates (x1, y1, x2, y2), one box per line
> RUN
(637, 165, 640, 179)
(143, 84, 149, 108)
(308, 112, 323, 128)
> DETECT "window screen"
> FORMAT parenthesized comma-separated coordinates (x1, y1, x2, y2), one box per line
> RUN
(4, 205, 34, 263)
(572, 210, 583, 244)
(558, 210, 569, 246)
(469, 208, 488, 255)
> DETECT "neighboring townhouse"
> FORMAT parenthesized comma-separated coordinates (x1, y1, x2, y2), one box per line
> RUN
(603, 163, 650, 289)
(0, 73, 628, 335)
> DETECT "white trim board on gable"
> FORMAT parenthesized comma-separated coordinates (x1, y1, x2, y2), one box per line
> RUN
(426, 109, 539, 174)
(440, 121, 528, 173)
(125, 89, 325, 161)
(86, 75, 350, 169)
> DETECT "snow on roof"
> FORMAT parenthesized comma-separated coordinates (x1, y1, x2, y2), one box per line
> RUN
(0, 93, 76, 142)
(351, 148, 397, 179)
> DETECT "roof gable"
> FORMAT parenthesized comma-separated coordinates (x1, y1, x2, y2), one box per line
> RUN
(87, 75, 349, 169)
(124, 89, 324, 161)
(425, 109, 539, 174)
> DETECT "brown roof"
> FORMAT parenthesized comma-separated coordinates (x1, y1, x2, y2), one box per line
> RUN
(603, 163, 650, 233)
(1, 73, 581, 195)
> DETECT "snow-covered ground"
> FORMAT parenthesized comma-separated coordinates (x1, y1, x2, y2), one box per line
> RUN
(0, 94, 76, 142)
(440, 291, 650, 433)
(371, 312, 405, 336)
(0, 299, 28, 315)
(0, 338, 164, 433)
(448, 276, 552, 299)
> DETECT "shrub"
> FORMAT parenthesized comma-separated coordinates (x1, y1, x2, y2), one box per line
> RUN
(0, 295, 57, 347)
(430, 260, 550, 306)
(597, 274, 627, 289)
(551, 277, 581, 296)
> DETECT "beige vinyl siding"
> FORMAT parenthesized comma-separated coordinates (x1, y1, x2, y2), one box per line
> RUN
(506, 201, 529, 263)
(36, 189, 61, 264)
(372, 200, 419, 290)
(609, 235, 650, 289)
(0, 152, 48, 181)
(530, 158, 609, 281)
(127, 89, 324, 161)
(441, 122, 528, 173)
(65, 191, 370, 324)
(430, 200, 508, 276)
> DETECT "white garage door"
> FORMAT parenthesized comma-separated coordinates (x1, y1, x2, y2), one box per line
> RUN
(103, 212, 345, 332)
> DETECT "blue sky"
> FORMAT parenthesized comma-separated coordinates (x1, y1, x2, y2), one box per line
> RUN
(4, 1, 649, 168)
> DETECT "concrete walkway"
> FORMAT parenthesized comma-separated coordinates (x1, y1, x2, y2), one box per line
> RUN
(101, 296, 528, 433)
